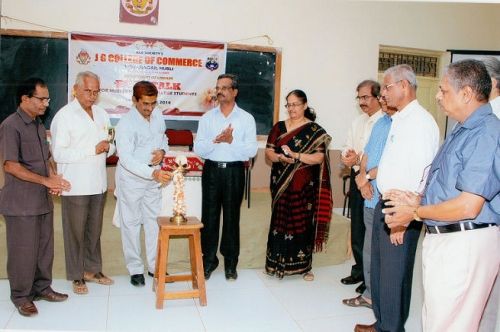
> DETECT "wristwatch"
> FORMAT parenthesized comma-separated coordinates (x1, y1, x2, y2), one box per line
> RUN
(365, 173, 371, 180)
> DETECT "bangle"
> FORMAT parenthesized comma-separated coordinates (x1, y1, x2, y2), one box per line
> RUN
(413, 206, 422, 221)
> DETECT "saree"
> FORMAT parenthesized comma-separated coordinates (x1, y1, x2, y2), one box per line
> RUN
(265, 121, 333, 278)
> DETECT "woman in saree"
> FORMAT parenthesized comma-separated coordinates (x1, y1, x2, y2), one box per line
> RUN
(264, 89, 333, 281)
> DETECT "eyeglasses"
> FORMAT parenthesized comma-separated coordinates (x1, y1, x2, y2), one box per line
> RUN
(355, 95, 376, 102)
(83, 89, 100, 97)
(215, 86, 233, 92)
(382, 80, 402, 91)
(285, 102, 304, 109)
(31, 95, 51, 103)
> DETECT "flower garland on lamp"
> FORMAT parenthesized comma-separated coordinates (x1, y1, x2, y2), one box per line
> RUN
(170, 155, 188, 224)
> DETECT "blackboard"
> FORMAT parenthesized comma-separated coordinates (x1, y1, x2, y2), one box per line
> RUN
(0, 30, 281, 135)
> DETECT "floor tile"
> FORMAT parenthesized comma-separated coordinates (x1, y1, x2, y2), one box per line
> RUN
(298, 312, 375, 332)
(107, 293, 203, 332)
(5, 295, 108, 331)
(0, 300, 15, 328)
(198, 287, 300, 332)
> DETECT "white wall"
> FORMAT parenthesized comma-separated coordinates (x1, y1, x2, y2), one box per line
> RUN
(2, 0, 499, 148)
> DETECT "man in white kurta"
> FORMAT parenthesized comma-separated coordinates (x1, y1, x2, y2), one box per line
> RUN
(51, 71, 115, 295)
(115, 81, 171, 287)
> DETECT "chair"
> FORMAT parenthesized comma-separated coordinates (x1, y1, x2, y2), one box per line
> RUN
(342, 174, 351, 218)
(165, 129, 194, 151)
(153, 216, 207, 309)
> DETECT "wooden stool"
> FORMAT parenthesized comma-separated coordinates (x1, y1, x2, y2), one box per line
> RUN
(153, 216, 207, 309)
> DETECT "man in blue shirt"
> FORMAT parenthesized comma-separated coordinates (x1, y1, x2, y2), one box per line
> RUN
(194, 74, 258, 281)
(384, 59, 500, 332)
(343, 95, 396, 310)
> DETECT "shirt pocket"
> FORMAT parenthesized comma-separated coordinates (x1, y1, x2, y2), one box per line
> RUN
(20, 140, 45, 163)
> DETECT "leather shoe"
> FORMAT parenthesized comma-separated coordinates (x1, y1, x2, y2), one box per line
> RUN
(355, 282, 366, 294)
(34, 290, 68, 302)
(204, 268, 215, 280)
(17, 301, 38, 317)
(341, 275, 363, 285)
(225, 269, 238, 281)
(354, 323, 376, 332)
(130, 274, 145, 287)
(204, 261, 219, 280)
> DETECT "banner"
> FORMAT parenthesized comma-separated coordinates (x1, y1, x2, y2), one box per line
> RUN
(69, 32, 226, 120)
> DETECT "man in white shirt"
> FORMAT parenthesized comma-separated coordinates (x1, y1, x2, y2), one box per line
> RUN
(194, 74, 258, 281)
(340, 80, 382, 291)
(354, 65, 439, 332)
(115, 81, 171, 287)
(51, 71, 115, 295)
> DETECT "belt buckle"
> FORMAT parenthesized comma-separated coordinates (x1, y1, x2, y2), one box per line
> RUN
(432, 225, 440, 234)
(220, 162, 227, 168)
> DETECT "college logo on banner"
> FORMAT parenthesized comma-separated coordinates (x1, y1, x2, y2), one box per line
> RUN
(119, 0, 159, 25)
(69, 32, 227, 121)
(75, 49, 91, 65)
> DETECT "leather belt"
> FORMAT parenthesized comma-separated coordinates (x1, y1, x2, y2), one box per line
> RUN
(205, 160, 244, 168)
(425, 221, 497, 234)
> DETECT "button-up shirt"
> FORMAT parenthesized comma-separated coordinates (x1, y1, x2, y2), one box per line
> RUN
(363, 114, 392, 208)
(51, 99, 115, 196)
(377, 100, 439, 194)
(194, 104, 257, 162)
(423, 104, 500, 226)
(0, 109, 52, 216)
(115, 107, 168, 180)
(343, 110, 383, 171)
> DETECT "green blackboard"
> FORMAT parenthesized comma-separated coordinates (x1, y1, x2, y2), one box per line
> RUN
(0, 31, 281, 134)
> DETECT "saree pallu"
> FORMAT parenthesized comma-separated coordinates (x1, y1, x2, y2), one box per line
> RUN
(265, 121, 333, 278)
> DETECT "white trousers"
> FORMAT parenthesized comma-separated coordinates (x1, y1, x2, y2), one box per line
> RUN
(116, 165, 162, 275)
(422, 226, 499, 332)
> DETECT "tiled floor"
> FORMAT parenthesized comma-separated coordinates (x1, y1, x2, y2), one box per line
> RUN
(0, 255, 424, 332)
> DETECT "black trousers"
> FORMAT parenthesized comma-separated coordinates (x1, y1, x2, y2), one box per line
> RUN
(371, 201, 422, 332)
(201, 161, 245, 270)
(4, 213, 54, 306)
(349, 168, 365, 279)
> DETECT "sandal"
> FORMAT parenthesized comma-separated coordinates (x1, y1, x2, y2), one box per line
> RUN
(342, 295, 372, 309)
(303, 272, 314, 281)
(262, 270, 275, 277)
(72, 279, 88, 295)
(84, 271, 114, 285)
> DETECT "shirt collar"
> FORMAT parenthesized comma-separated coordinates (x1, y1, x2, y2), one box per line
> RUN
(459, 103, 492, 130)
(393, 99, 419, 120)
(216, 103, 240, 117)
(16, 107, 39, 125)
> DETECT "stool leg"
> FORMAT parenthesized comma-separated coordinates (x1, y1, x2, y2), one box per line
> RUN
(189, 234, 198, 289)
(154, 226, 161, 280)
(156, 231, 170, 309)
(193, 229, 207, 306)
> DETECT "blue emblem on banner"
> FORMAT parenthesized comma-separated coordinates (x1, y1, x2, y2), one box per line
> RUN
(206, 58, 219, 71)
